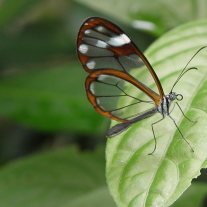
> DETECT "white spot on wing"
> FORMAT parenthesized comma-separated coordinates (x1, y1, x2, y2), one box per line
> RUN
(97, 74, 122, 84)
(108, 34, 130, 46)
(86, 57, 122, 70)
(86, 61, 95, 69)
(82, 37, 108, 48)
(94, 25, 117, 37)
(90, 83, 95, 94)
(78, 43, 113, 56)
(78, 44, 88, 54)
(84, 29, 91, 35)
(96, 97, 100, 105)
(83, 28, 130, 47)
(96, 40, 108, 48)
(95, 26, 106, 33)
(97, 74, 109, 82)
(121, 34, 131, 44)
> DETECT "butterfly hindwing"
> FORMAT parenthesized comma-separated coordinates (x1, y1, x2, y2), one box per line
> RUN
(86, 69, 157, 123)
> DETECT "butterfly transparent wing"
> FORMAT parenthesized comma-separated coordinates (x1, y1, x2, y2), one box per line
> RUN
(86, 69, 157, 122)
(77, 17, 164, 99)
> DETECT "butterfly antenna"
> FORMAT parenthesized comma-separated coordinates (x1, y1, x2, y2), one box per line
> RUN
(170, 46, 207, 93)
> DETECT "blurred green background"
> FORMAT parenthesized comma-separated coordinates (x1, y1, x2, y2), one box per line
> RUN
(0, 0, 207, 206)
(0, 0, 110, 161)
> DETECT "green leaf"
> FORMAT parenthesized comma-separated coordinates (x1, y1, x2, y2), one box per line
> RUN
(0, 62, 105, 133)
(75, 0, 207, 36)
(106, 19, 207, 207)
(0, 146, 115, 206)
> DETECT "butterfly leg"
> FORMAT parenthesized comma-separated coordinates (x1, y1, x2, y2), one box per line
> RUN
(174, 102, 197, 123)
(170, 101, 196, 123)
(168, 115, 194, 152)
(149, 117, 165, 155)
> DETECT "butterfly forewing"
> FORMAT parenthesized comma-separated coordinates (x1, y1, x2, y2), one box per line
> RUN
(77, 17, 164, 122)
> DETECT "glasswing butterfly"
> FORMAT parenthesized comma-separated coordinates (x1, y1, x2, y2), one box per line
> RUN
(77, 17, 205, 154)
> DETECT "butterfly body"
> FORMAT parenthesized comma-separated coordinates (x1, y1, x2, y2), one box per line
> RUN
(157, 92, 177, 118)
(107, 91, 178, 139)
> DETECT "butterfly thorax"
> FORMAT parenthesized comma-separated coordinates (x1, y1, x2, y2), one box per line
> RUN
(157, 92, 177, 117)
